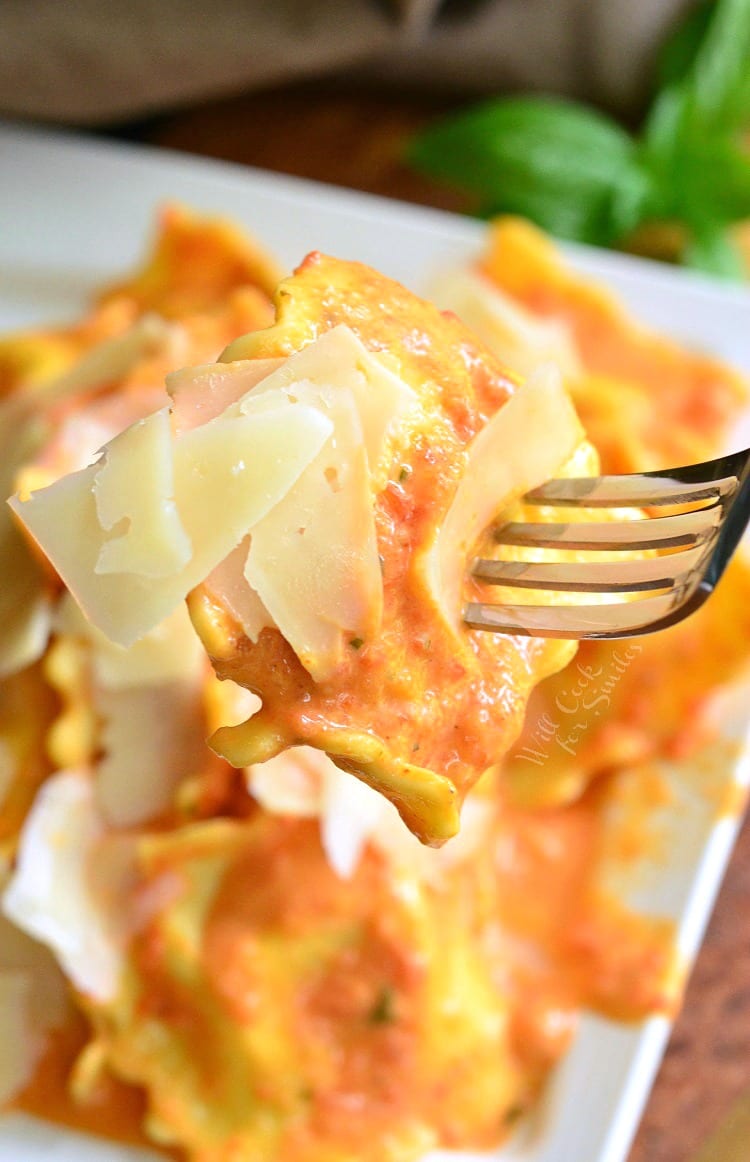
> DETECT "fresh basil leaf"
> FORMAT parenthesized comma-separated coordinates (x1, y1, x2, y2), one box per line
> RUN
(683, 223, 747, 277)
(475, 179, 617, 244)
(609, 165, 660, 241)
(658, 1, 714, 87)
(643, 85, 687, 161)
(645, 0, 750, 237)
(646, 0, 750, 158)
(408, 97, 650, 245)
(642, 81, 750, 228)
(681, 0, 750, 132)
(641, 85, 689, 209)
(682, 140, 750, 223)
(406, 0, 750, 277)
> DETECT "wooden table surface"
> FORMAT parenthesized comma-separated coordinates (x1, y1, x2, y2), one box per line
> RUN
(131, 80, 750, 1162)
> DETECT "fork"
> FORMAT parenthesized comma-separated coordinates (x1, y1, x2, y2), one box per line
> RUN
(465, 446, 750, 639)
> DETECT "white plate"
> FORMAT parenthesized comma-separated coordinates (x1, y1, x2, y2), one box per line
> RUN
(0, 120, 749, 1162)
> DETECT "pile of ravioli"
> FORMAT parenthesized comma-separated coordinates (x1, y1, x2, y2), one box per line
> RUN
(1, 208, 749, 1162)
(9, 224, 594, 845)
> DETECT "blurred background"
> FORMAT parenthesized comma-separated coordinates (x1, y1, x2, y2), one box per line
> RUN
(2, 0, 749, 276)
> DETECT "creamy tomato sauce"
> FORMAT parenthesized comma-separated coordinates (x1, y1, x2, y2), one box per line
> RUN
(13, 782, 677, 1158)
(4, 211, 750, 1162)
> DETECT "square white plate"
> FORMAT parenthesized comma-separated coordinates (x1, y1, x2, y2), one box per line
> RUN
(0, 120, 749, 1162)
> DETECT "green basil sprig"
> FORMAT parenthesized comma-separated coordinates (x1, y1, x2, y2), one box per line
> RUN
(408, 0, 750, 277)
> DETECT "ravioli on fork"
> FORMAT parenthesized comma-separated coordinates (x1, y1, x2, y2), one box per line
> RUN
(12, 252, 605, 844)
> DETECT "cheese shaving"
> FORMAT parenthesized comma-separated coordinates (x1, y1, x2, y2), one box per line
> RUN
(167, 357, 285, 435)
(11, 403, 332, 646)
(229, 326, 419, 488)
(93, 408, 192, 579)
(244, 387, 380, 678)
(0, 316, 176, 678)
(425, 363, 585, 631)
(203, 539, 276, 643)
(428, 266, 581, 380)
(1, 771, 129, 1001)
(11, 326, 417, 679)
(232, 327, 417, 674)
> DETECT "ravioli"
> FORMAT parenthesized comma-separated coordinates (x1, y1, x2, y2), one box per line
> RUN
(191, 255, 600, 845)
(74, 812, 524, 1162)
(12, 252, 598, 844)
(16, 231, 740, 857)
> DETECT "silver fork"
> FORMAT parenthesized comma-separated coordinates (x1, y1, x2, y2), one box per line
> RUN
(465, 446, 750, 639)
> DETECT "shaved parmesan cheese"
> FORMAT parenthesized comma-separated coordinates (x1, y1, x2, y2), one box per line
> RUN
(228, 327, 420, 675)
(426, 364, 585, 631)
(167, 357, 285, 435)
(11, 404, 332, 646)
(93, 408, 192, 579)
(203, 538, 276, 643)
(172, 406, 326, 564)
(10, 324, 417, 687)
(428, 266, 581, 380)
(177, 325, 417, 483)
(229, 326, 418, 488)
(245, 389, 381, 679)
(0, 317, 176, 678)
(1, 771, 128, 1001)
(12, 326, 416, 680)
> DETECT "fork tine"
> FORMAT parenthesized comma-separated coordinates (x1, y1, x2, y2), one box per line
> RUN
(524, 473, 738, 507)
(471, 544, 708, 592)
(468, 447, 750, 639)
(464, 587, 708, 640)
(496, 505, 722, 551)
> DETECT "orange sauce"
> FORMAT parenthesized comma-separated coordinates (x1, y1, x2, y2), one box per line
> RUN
(6, 212, 750, 1161)
(13, 790, 679, 1158)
